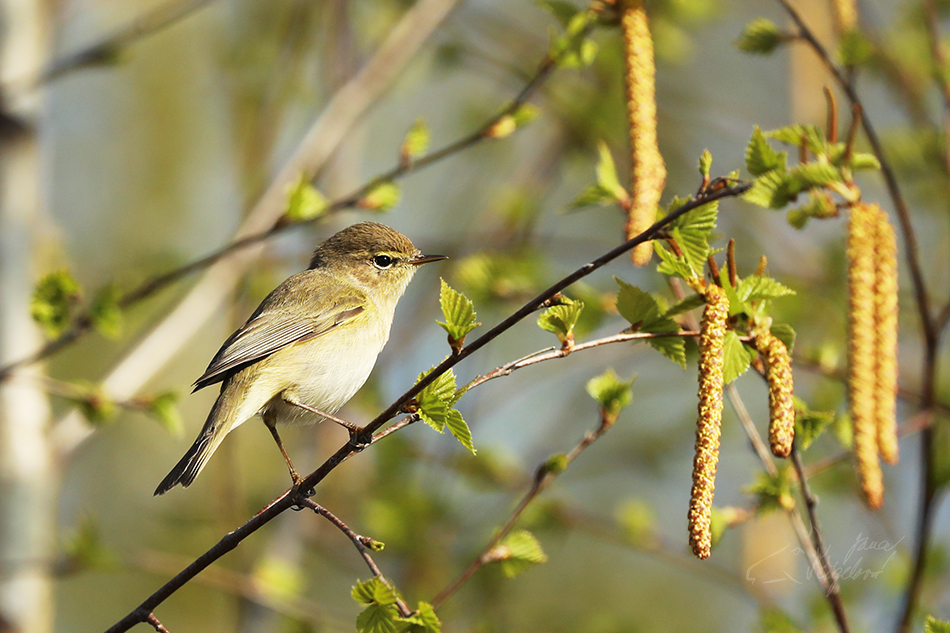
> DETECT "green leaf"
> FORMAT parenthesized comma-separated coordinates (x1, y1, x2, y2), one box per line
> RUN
(70, 383, 115, 426)
(401, 602, 441, 633)
(416, 368, 457, 432)
(550, 11, 598, 68)
(615, 279, 661, 327)
(654, 241, 694, 279)
(436, 279, 480, 344)
(542, 452, 569, 476)
(766, 124, 828, 155)
(646, 335, 687, 368)
(31, 270, 82, 338)
(744, 468, 796, 513)
(770, 323, 796, 353)
(353, 577, 399, 606)
(537, 298, 584, 344)
(664, 293, 706, 317)
(794, 398, 835, 451)
(698, 149, 712, 179)
(788, 162, 841, 190)
(357, 604, 399, 633)
(569, 183, 617, 209)
(511, 103, 539, 127)
(850, 152, 881, 171)
(90, 284, 123, 339)
(735, 18, 783, 54)
(285, 175, 328, 222)
(361, 181, 401, 211)
(722, 331, 752, 384)
(736, 275, 796, 302)
(493, 530, 548, 578)
(745, 126, 787, 176)
(925, 617, 950, 633)
(595, 141, 629, 203)
(147, 391, 184, 437)
(586, 369, 635, 418)
(446, 409, 475, 455)
(537, 0, 579, 27)
(743, 169, 796, 209)
(401, 118, 430, 160)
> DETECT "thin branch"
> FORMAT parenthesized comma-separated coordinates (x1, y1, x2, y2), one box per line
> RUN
(37, 0, 217, 85)
(790, 446, 851, 632)
(145, 613, 170, 633)
(296, 498, 411, 618)
(431, 405, 617, 609)
(104, 182, 751, 632)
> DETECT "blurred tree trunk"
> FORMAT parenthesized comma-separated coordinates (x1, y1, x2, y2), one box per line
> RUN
(0, 1, 55, 631)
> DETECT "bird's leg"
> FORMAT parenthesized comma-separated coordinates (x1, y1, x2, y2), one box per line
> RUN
(263, 409, 302, 487)
(281, 392, 373, 449)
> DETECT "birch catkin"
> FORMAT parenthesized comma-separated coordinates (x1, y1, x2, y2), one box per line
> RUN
(872, 206, 899, 465)
(755, 331, 795, 458)
(689, 284, 728, 559)
(620, 0, 666, 267)
(847, 203, 884, 509)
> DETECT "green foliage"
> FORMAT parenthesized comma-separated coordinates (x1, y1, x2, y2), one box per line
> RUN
(415, 368, 475, 453)
(436, 279, 480, 348)
(353, 578, 404, 633)
(492, 530, 549, 578)
(615, 278, 686, 367)
(746, 126, 787, 176)
(537, 297, 584, 346)
(285, 175, 328, 222)
(925, 616, 950, 633)
(698, 149, 712, 180)
(69, 382, 116, 426)
(722, 331, 752, 384)
(147, 391, 184, 438)
(653, 197, 719, 279)
(664, 292, 706, 317)
(549, 8, 598, 68)
(794, 398, 835, 451)
(537, 0, 580, 27)
(745, 468, 796, 513)
(401, 602, 441, 633)
(89, 284, 123, 339)
(401, 118, 430, 161)
(361, 181, 401, 211)
(586, 368, 635, 421)
(736, 275, 796, 302)
(541, 452, 569, 476)
(487, 104, 540, 139)
(570, 141, 630, 209)
(770, 323, 796, 353)
(735, 18, 783, 54)
(31, 270, 82, 338)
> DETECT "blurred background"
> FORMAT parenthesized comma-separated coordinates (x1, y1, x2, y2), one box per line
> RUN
(1, 0, 948, 631)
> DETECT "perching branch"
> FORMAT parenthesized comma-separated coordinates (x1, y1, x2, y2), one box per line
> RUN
(103, 182, 751, 632)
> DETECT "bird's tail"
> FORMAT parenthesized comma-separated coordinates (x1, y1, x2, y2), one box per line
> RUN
(154, 395, 232, 495)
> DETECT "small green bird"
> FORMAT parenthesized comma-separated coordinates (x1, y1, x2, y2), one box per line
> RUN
(154, 222, 446, 495)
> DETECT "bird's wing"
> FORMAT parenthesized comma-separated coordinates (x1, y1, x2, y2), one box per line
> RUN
(192, 293, 365, 392)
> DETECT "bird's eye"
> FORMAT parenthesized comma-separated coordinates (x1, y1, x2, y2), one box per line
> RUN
(372, 254, 394, 269)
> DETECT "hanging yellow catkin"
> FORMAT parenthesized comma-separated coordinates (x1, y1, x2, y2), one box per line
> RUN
(872, 206, 899, 465)
(620, 0, 666, 267)
(847, 203, 884, 509)
(755, 330, 795, 458)
(689, 284, 728, 559)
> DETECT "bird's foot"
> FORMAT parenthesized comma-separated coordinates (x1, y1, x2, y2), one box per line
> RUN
(348, 426, 373, 451)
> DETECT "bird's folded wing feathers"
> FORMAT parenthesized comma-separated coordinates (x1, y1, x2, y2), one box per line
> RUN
(192, 303, 365, 391)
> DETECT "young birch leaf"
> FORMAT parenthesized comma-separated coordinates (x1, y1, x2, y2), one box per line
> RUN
(850, 152, 881, 171)
(416, 368, 457, 432)
(665, 293, 706, 317)
(446, 409, 476, 454)
(722, 331, 752, 384)
(735, 18, 783, 54)
(646, 334, 687, 369)
(360, 181, 400, 211)
(794, 399, 835, 450)
(90, 284, 123, 339)
(492, 530, 549, 578)
(654, 242, 693, 279)
(401, 118, 430, 161)
(31, 270, 82, 338)
(537, 298, 584, 346)
(745, 126, 786, 176)
(788, 162, 841, 191)
(766, 124, 828, 153)
(437, 279, 480, 346)
(538, 0, 580, 27)
(402, 602, 441, 633)
(698, 149, 712, 180)
(569, 183, 616, 209)
(285, 176, 328, 222)
(586, 369, 635, 421)
(743, 169, 795, 209)
(770, 323, 796, 353)
(925, 617, 950, 633)
(614, 278, 661, 327)
(595, 141, 629, 204)
(737, 275, 796, 302)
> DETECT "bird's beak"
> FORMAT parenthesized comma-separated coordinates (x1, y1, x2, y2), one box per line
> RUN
(409, 253, 448, 266)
